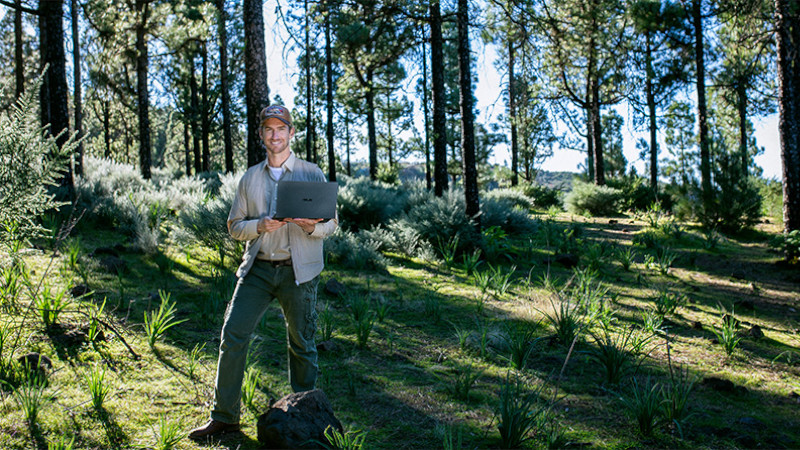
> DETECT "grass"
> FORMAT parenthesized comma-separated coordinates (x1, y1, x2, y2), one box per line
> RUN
(143, 290, 187, 348)
(0, 212, 798, 449)
(84, 364, 110, 411)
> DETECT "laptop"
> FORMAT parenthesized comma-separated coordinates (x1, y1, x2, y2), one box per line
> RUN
(274, 181, 338, 220)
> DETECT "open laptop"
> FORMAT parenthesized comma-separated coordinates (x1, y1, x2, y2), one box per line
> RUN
(274, 181, 338, 220)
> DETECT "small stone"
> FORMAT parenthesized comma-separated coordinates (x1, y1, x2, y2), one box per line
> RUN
(748, 325, 764, 339)
(608, 219, 618, 224)
(257, 389, 343, 449)
(702, 376, 747, 395)
(324, 279, 346, 297)
(692, 321, 704, 330)
(621, 228, 629, 233)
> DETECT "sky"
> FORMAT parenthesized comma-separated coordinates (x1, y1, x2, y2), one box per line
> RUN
(262, 1, 783, 180)
(0, 4, 782, 180)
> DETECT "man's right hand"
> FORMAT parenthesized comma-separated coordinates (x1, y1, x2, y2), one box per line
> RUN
(257, 218, 286, 234)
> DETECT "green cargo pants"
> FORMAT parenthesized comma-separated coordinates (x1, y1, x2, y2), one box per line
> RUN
(211, 260, 318, 424)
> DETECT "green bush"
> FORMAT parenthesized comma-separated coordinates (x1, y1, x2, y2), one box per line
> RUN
(756, 177, 783, 222)
(324, 229, 387, 270)
(517, 182, 563, 210)
(337, 176, 410, 231)
(482, 188, 535, 211)
(0, 79, 71, 247)
(565, 180, 623, 216)
(176, 172, 240, 264)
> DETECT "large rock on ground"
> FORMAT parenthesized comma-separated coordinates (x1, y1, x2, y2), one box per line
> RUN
(257, 389, 342, 449)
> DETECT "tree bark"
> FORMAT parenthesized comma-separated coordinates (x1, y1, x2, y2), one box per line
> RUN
(102, 99, 110, 158)
(776, 0, 800, 240)
(693, 0, 712, 208)
(737, 79, 748, 176)
(509, 39, 519, 187)
(189, 55, 201, 174)
(201, 41, 210, 172)
(14, 0, 23, 99)
(244, 0, 269, 167)
(421, 27, 431, 190)
(305, 0, 313, 162)
(325, 5, 335, 181)
(39, 0, 72, 193)
(217, 0, 233, 173)
(457, 0, 480, 226)
(71, 0, 84, 177)
(366, 70, 378, 180)
(645, 31, 658, 194)
(430, 0, 448, 196)
(183, 114, 191, 176)
(135, 0, 151, 179)
(591, 76, 605, 185)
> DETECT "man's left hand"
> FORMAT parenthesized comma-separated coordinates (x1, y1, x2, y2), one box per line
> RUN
(283, 218, 323, 234)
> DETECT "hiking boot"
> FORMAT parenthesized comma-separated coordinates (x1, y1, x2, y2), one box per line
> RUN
(188, 419, 240, 439)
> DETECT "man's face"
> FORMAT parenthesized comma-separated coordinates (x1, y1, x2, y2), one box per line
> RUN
(260, 118, 295, 155)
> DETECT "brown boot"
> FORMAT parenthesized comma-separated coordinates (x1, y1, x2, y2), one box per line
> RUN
(188, 419, 241, 439)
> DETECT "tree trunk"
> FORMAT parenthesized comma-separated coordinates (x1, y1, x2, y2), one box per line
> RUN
(325, 5, 336, 181)
(421, 27, 431, 190)
(693, 0, 712, 208)
(135, 0, 151, 179)
(14, 0, 23, 98)
(591, 76, 605, 186)
(345, 110, 352, 176)
(366, 70, 378, 180)
(39, 0, 72, 193)
(305, 0, 313, 162)
(457, 0, 480, 227)
(189, 56, 201, 174)
(737, 78, 749, 176)
(585, 73, 594, 181)
(201, 41, 210, 172)
(103, 99, 111, 158)
(776, 0, 800, 241)
(71, 0, 84, 177)
(509, 39, 519, 187)
(645, 31, 658, 194)
(244, 0, 269, 167)
(218, 0, 233, 173)
(431, 0, 448, 196)
(183, 115, 191, 176)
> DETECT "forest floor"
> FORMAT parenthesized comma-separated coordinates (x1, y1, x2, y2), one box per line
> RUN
(1, 212, 799, 449)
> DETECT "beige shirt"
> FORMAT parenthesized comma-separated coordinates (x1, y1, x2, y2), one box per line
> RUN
(227, 152, 338, 283)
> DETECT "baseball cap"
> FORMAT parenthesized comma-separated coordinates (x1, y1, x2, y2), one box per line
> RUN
(260, 105, 293, 128)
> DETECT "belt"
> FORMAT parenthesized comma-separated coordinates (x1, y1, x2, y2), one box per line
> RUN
(258, 258, 292, 267)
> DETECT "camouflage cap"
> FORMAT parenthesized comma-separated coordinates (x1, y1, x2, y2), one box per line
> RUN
(259, 105, 293, 128)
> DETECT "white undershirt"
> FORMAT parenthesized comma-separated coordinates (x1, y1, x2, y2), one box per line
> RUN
(268, 165, 284, 181)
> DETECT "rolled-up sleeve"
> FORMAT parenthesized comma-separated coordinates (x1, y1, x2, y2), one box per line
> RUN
(227, 175, 260, 241)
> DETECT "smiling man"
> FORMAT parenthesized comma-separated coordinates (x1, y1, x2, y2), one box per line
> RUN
(189, 105, 338, 440)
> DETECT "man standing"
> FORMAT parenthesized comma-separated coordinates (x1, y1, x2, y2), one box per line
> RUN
(190, 105, 337, 439)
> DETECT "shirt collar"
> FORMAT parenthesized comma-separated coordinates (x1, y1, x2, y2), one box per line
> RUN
(263, 151, 296, 172)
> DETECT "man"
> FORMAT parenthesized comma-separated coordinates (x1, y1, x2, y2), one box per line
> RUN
(189, 105, 337, 439)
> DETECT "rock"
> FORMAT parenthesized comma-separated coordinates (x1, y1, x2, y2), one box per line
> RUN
(691, 321, 704, 330)
(608, 219, 618, 225)
(70, 284, 89, 298)
(324, 279, 347, 297)
(553, 253, 579, 269)
(748, 325, 764, 339)
(257, 389, 343, 449)
(99, 256, 127, 275)
(702, 376, 747, 395)
(55, 329, 88, 347)
(621, 228, 629, 233)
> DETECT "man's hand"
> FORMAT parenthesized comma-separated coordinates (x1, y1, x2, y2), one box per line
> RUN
(257, 218, 287, 234)
(283, 218, 323, 234)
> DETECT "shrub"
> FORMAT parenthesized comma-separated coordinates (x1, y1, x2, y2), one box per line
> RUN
(337, 176, 409, 231)
(564, 180, 623, 216)
(606, 175, 657, 212)
(324, 229, 386, 270)
(497, 373, 548, 449)
(699, 152, 762, 233)
(620, 377, 662, 437)
(0, 78, 71, 248)
(517, 182, 562, 210)
(483, 188, 535, 211)
(176, 172, 240, 265)
(481, 197, 539, 236)
(388, 189, 477, 258)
